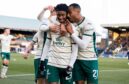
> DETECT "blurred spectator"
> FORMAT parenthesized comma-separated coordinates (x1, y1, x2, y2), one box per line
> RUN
(102, 36, 129, 58)
(127, 50, 129, 65)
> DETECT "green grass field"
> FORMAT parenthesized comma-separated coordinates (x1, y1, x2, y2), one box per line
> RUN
(0, 53, 129, 84)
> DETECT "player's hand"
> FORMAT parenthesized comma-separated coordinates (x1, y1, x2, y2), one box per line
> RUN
(39, 61, 45, 71)
(60, 24, 67, 36)
(44, 5, 54, 12)
(23, 48, 30, 59)
(62, 66, 72, 80)
(66, 20, 74, 35)
(49, 24, 60, 33)
(48, 6, 55, 12)
(23, 52, 29, 59)
(38, 61, 47, 77)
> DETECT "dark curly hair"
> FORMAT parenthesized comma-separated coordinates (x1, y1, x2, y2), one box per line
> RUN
(55, 3, 68, 13)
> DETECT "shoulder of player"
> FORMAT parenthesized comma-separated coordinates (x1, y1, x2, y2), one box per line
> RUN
(0, 34, 3, 37)
(9, 35, 14, 37)
(82, 18, 95, 30)
(83, 18, 94, 26)
(0, 34, 3, 39)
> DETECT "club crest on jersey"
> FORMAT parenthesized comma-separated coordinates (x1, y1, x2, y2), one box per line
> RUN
(56, 37, 62, 41)
(53, 37, 65, 46)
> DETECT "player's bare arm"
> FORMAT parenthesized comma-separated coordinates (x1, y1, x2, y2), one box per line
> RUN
(23, 42, 34, 59)
(23, 32, 38, 59)
(37, 5, 55, 22)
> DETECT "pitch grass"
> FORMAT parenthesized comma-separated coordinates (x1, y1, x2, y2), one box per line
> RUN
(0, 53, 129, 84)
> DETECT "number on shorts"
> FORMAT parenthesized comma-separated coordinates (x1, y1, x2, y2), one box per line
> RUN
(93, 70, 98, 79)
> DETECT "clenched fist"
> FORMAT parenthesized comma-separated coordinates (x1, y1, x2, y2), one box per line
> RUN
(66, 20, 74, 35)
(49, 24, 60, 33)
(60, 24, 67, 36)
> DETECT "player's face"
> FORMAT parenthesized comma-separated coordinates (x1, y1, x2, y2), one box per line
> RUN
(56, 11, 67, 23)
(68, 7, 80, 22)
(5, 29, 10, 35)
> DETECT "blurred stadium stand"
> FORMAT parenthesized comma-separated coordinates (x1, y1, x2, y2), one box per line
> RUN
(101, 23, 129, 58)
(0, 15, 41, 54)
(0, 15, 41, 31)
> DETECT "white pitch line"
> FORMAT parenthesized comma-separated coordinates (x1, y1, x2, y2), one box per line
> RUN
(100, 69, 129, 72)
(8, 74, 34, 77)
(7, 69, 129, 77)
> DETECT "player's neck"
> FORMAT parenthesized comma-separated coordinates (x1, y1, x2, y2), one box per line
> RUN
(3, 33, 9, 36)
(76, 15, 84, 24)
(78, 15, 83, 22)
(75, 15, 83, 23)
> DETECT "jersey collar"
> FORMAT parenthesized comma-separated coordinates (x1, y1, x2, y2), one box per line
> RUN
(76, 17, 85, 26)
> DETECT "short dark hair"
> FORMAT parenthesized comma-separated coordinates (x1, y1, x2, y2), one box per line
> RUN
(69, 3, 81, 10)
(2, 28, 10, 33)
(55, 3, 68, 13)
(3, 28, 10, 31)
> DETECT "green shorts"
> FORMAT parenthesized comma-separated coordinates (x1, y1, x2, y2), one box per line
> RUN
(1, 52, 10, 60)
(34, 58, 48, 80)
(73, 60, 98, 84)
(47, 65, 73, 84)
